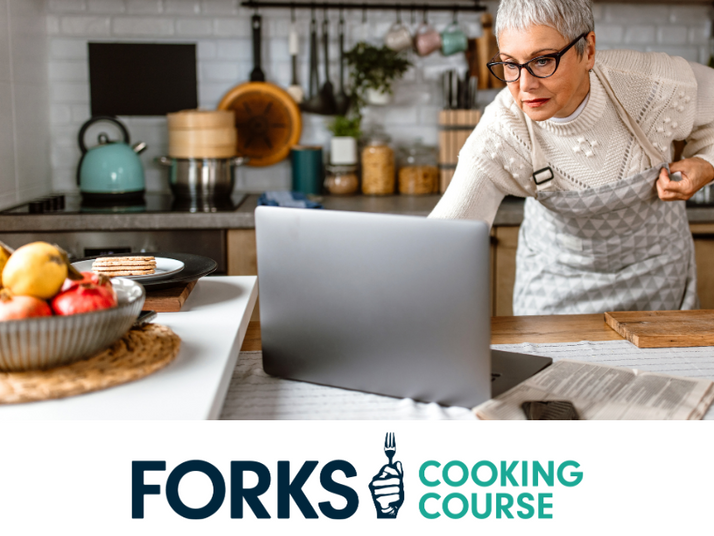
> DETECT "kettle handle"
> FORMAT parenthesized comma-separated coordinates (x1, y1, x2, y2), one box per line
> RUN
(77, 116, 130, 155)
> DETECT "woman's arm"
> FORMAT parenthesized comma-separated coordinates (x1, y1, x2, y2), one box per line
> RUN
(429, 160, 506, 228)
(657, 61, 714, 201)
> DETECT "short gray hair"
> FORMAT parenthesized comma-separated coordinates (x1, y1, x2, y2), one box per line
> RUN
(495, 0, 594, 56)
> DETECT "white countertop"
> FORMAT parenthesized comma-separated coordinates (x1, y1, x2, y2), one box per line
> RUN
(0, 276, 257, 420)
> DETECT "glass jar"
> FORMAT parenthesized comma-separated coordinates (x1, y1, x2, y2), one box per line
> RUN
(324, 164, 359, 195)
(361, 129, 395, 195)
(397, 140, 439, 195)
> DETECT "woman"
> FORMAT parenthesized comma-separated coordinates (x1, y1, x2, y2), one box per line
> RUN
(430, 0, 714, 315)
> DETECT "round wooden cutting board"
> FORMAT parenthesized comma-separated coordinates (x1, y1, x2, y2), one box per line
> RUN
(218, 82, 302, 167)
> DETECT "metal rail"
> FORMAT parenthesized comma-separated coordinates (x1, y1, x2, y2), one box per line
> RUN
(240, 1, 486, 13)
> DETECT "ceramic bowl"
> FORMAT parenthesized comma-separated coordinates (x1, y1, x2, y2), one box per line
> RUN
(0, 278, 145, 372)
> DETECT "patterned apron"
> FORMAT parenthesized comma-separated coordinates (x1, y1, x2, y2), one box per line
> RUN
(513, 65, 698, 315)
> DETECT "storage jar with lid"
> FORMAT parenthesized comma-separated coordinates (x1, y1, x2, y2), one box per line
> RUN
(397, 139, 438, 194)
(361, 128, 395, 195)
(325, 164, 359, 195)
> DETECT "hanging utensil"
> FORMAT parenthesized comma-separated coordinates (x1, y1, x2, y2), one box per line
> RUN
(300, 9, 329, 114)
(217, 12, 301, 167)
(333, 11, 350, 116)
(287, 7, 304, 103)
(249, 13, 265, 82)
(318, 13, 337, 115)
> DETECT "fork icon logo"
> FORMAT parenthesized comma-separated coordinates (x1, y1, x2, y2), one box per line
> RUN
(368, 433, 405, 519)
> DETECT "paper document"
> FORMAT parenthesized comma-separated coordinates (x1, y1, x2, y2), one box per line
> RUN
(474, 359, 714, 420)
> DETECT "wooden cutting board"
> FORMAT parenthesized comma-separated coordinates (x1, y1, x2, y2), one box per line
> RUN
(144, 281, 197, 313)
(604, 310, 714, 348)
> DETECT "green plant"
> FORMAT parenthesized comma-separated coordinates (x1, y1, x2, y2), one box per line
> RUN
(327, 115, 362, 138)
(344, 42, 413, 117)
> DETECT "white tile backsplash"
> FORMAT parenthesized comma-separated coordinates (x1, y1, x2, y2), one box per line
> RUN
(0, 0, 50, 210)
(7, 0, 704, 197)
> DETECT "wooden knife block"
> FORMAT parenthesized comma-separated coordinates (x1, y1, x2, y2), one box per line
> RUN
(438, 109, 481, 193)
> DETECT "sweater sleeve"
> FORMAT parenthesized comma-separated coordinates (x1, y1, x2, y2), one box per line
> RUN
(682, 61, 714, 169)
(429, 155, 506, 227)
(429, 93, 534, 226)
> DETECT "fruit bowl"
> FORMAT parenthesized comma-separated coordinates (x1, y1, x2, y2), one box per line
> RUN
(0, 278, 145, 372)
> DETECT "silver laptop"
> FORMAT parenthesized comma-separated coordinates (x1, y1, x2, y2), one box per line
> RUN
(255, 206, 551, 408)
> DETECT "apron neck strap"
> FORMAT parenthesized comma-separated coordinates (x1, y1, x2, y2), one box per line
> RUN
(592, 64, 663, 166)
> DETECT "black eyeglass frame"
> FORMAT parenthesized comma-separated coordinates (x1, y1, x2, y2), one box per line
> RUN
(487, 32, 590, 83)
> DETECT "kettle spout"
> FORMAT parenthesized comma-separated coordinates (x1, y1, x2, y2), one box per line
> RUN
(132, 141, 148, 154)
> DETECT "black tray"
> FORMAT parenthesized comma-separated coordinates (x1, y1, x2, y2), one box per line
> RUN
(74, 252, 217, 291)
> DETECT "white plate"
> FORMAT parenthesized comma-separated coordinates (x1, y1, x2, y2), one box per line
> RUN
(73, 257, 185, 282)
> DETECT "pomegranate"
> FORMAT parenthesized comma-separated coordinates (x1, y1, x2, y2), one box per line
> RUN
(51, 278, 118, 316)
(0, 290, 52, 321)
(60, 271, 110, 293)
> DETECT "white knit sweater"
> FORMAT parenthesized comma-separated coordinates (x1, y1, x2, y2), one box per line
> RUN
(429, 49, 714, 226)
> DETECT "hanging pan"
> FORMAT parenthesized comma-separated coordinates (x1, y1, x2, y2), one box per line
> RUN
(217, 14, 302, 167)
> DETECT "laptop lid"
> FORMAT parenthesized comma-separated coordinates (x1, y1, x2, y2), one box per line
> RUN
(256, 206, 492, 407)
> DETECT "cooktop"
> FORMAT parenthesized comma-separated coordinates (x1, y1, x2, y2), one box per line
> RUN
(1, 192, 247, 215)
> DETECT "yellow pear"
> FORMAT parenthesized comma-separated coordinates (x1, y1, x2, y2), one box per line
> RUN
(2, 242, 68, 299)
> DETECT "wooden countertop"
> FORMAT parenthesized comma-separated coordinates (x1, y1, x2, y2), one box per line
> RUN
(240, 314, 624, 351)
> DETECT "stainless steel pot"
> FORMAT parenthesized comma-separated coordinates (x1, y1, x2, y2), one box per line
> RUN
(156, 156, 248, 199)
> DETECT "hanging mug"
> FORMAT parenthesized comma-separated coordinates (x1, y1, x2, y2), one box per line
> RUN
(414, 22, 442, 57)
(384, 21, 413, 52)
(441, 22, 468, 56)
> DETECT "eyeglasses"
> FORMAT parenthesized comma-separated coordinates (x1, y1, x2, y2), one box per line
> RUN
(487, 33, 589, 83)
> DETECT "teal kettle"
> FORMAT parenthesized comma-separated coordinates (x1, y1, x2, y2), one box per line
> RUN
(77, 116, 147, 202)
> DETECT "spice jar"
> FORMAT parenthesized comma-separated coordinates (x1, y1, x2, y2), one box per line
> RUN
(325, 164, 359, 195)
(361, 129, 395, 195)
(397, 140, 438, 195)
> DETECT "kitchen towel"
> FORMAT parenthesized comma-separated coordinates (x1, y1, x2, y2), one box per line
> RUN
(221, 342, 714, 420)
(257, 191, 323, 209)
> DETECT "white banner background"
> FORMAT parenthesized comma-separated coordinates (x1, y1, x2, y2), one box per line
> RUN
(0, 421, 710, 535)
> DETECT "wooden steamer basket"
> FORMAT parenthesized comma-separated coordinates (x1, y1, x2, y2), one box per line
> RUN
(162, 109, 247, 200)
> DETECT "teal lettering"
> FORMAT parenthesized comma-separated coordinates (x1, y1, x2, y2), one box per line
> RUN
(500, 461, 519, 486)
(533, 461, 554, 486)
(419, 461, 441, 487)
(557, 461, 583, 487)
(538, 493, 553, 519)
(471, 493, 492, 519)
(443, 461, 469, 487)
(443, 493, 468, 519)
(496, 493, 514, 519)
(471, 461, 497, 487)
(522, 461, 528, 486)
(517, 493, 535, 519)
(419, 493, 441, 519)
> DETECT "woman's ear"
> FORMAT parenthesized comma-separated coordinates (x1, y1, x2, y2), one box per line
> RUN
(586, 31, 597, 69)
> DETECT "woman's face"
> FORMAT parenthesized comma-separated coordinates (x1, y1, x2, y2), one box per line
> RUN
(497, 25, 596, 121)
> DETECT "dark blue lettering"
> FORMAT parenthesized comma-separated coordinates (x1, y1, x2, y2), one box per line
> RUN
(278, 461, 318, 519)
(166, 460, 225, 520)
(317, 460, 359, 520)
(131, 461, 165, 519)
(230, 461, 271, 519)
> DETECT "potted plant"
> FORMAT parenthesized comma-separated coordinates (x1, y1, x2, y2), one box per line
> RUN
(344, 42, 413, 112)
(327, 115, 362, 165)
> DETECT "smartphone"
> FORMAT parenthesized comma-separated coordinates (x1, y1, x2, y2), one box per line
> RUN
(521, 400, 580, 420)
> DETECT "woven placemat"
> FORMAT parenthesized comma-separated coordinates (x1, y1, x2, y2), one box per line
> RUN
(0, 323, 181, 404)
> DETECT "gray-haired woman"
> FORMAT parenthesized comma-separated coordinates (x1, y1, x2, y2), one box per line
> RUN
(430, 0, 714, 315)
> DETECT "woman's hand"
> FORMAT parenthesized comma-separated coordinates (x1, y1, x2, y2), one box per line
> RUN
(657, 157, 714, 201)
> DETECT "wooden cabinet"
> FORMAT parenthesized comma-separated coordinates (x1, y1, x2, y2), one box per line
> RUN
(227, 229, 259, 320)
(691, 224, 714, 309)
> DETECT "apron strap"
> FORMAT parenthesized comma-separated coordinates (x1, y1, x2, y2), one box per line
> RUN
(592, 64, 664, 167)
(522, 62, 665, 193)
(525, 115, 556, 192)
